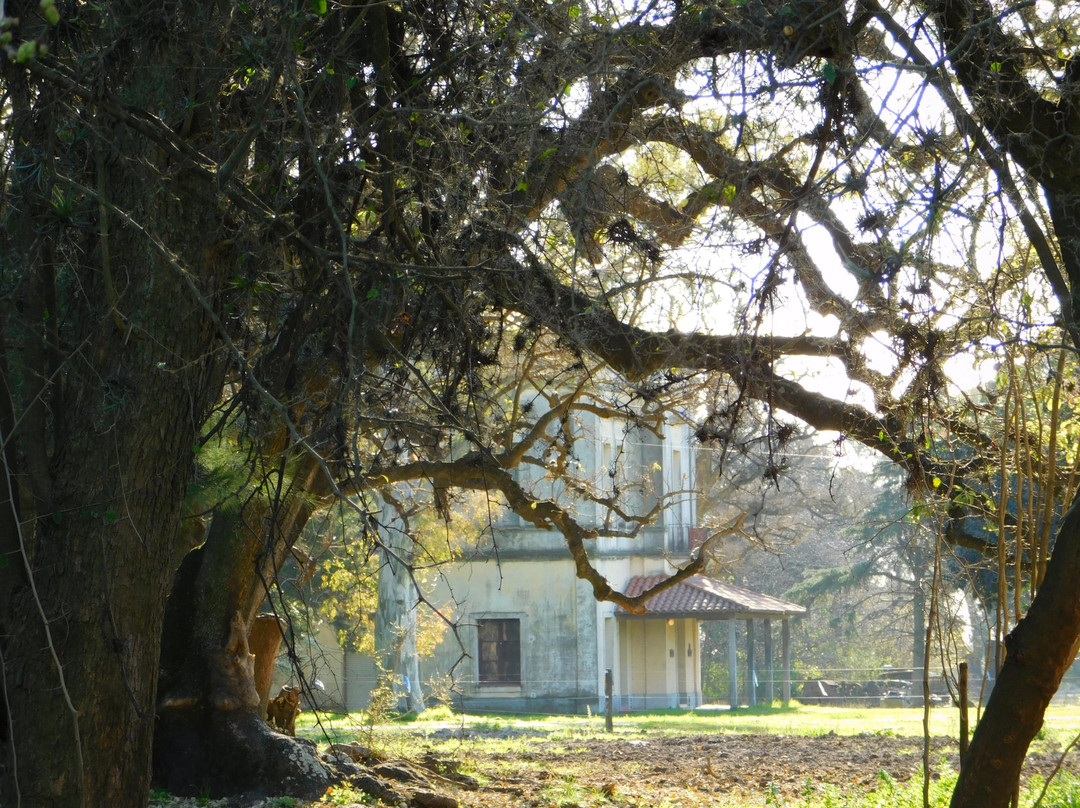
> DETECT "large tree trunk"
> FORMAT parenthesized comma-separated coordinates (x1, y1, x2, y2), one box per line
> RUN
(0, 440, 205, 807)
(154, 607, 329, 800)
(0, 39, 230, 808)
(153, 455, 332, 798)
(951, 498, 1080, 808)
(0, 192, 227, 804)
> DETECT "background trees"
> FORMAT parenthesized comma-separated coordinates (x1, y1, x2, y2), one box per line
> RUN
(2, 0, 1080, 806)
(693, 430, 961, 700)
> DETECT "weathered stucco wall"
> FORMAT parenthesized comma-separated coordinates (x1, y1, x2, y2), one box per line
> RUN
(421, 556, 600, 713)
(327, 415, 700, 715)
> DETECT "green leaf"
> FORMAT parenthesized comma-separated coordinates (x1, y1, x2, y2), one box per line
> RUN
(367, 288, 380, 300)
(312, 0, 327, 14)
(822, 63, 837, 84)
(16, 40, 37, 64)
(568, 5, 581, 18)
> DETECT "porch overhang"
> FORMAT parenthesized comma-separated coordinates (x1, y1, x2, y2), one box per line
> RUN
(613, 574, 806, 710)
(614, 574, 806, 621)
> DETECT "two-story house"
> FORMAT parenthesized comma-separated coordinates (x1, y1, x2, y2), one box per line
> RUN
(411, 406, 806, 714)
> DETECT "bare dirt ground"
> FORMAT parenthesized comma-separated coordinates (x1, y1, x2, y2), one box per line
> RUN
(152, 730, 1080, 807)
(402, 731, 1080, 807)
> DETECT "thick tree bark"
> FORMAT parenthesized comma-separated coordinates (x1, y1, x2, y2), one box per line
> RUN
(154, 608, 329, 799)
(0, 1, 245, 801)
(951, 498, 1080, 808)
(2, 492, 190, 807)
(154, 454, 332, 798)
(0, 198, 228, 806)
(0, 100, 229, 808)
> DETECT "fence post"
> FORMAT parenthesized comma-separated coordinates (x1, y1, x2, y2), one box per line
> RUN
(605, 669, 614, 732)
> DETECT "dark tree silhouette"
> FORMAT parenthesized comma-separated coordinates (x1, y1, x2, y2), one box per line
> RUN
(2, 0, 1080, 805)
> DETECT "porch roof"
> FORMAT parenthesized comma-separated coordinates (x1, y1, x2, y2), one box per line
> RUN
(616, 574, 806, 620)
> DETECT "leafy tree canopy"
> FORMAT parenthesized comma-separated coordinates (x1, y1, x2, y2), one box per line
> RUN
(3, 0, 1080, 805)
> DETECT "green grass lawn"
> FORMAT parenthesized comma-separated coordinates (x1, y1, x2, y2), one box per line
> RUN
(297, 700, 1080, 750)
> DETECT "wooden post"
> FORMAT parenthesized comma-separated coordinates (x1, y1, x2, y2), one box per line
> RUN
(764, 618, 774, 706)
(605, 669, 613, 732)
(746, 618, 756, 707)
(959, 662, 969, 762)
(728, 619, 738, 710)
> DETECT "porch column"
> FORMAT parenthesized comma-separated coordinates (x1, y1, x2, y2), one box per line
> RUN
(782, 618, 792, 706)
(764, 618, 774, 705)
(664, 619, 678, 709)
(746, 618, 756, 707)
(692, 620, 702, 707)
(728, 619, 738, 710)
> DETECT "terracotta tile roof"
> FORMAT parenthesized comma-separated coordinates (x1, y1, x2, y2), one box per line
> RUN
(617, 574, 806, 618)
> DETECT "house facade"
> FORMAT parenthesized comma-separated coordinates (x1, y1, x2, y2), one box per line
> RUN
(321, 404, 804, 714)
(412, 409, 805, 714)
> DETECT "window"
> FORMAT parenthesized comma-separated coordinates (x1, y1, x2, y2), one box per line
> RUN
(477, 618, 521, 686)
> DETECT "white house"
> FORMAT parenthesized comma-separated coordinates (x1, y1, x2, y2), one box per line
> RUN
(328, 404, 804, 714)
